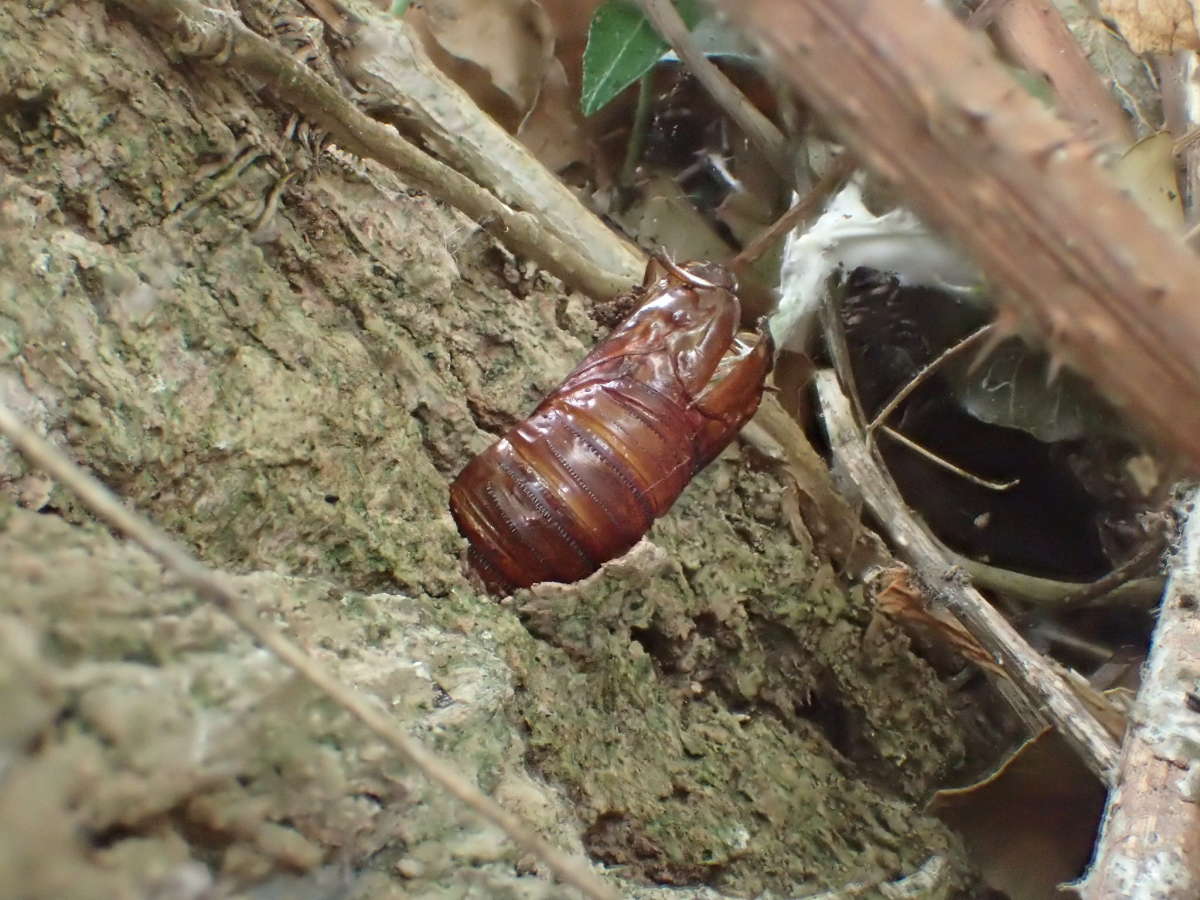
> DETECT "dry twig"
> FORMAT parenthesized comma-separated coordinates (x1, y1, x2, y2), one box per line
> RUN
(876, 424, 1020, 492)
(742, 395, 889, 577)
(0, 404, 620, 900)
(717, 0, 1200, 469)
(1080, 488, 1200, 898)
(815, 369, 1121, 783)
(113, 0, 642, 300)
(730, 154, 855, 270)
(866, 323, 996, 434)
(1161, 51, 1200, 223)
(961, 556, 1164, 610)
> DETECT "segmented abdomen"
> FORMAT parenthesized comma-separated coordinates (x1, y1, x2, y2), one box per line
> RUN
(449, 377, 699, 593)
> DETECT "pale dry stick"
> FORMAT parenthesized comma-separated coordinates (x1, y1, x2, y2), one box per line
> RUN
(328, 4, 645, 285)
(815, 369, 1121, 783)
(742, 395, 891, 578)
(717, 0, 1200, 469)
(635, 0, 793, 180)
(1080, 488, 1200, 899)
(1161, 52, 1200, 223)
(745, 395, 1165, 609)
(113, 0, 638, 301)
(0, 405, 620, 900)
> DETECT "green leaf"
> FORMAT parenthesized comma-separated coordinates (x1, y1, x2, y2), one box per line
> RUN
(580, 0, 703, 117)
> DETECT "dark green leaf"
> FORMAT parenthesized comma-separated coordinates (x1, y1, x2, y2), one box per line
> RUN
(947, 337, 1119, 443)
(580, 0, 703, 117)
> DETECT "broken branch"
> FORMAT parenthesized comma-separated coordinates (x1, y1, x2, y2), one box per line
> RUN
(816, 369, 1121, 783)
(114, 0, 641, 299)
(718, 0, 1200, 469)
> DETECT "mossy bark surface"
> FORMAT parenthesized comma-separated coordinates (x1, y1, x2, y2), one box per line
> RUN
(0, 1, 980, 896)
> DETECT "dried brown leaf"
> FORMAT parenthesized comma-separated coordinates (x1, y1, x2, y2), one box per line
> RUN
(408, 0, 556, 121)
(1111, 131, 1185, 230)
(516, 57, 589, 174)
(872, 567, 1007, 677)
(930, 729, 1107, 900)
(1100, 0, 1200, 54)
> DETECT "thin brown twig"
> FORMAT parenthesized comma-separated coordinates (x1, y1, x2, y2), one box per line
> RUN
(1056, 528, 1168, 609)
(1162, 51, 1200, 230)
(113, 0, 640, 300)
(730, 154, 856, 270)
(635, 0, 793, 180)
(877, 425, 1020, 492)
(0, 404, 620, 900)
(867, 323, 997, 433)
(815, 369, 1121, 783)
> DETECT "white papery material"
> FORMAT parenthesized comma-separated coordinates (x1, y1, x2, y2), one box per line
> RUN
(770, 180, 982, 353)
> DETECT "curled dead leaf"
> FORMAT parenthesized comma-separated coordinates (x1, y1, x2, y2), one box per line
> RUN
(930, 729, 1107, 900)
(408, 0, 589, 173)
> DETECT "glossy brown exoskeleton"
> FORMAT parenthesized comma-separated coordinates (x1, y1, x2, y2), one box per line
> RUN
(449, 259, 774, 594)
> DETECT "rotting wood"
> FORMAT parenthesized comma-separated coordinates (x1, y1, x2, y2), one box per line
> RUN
(0, 402, 622, 900)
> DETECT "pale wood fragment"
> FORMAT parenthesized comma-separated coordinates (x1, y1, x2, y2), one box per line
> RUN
(1079, 488, 1200, 899)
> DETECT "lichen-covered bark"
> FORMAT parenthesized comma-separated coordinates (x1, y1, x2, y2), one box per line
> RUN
(0, 1, 980, 896)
